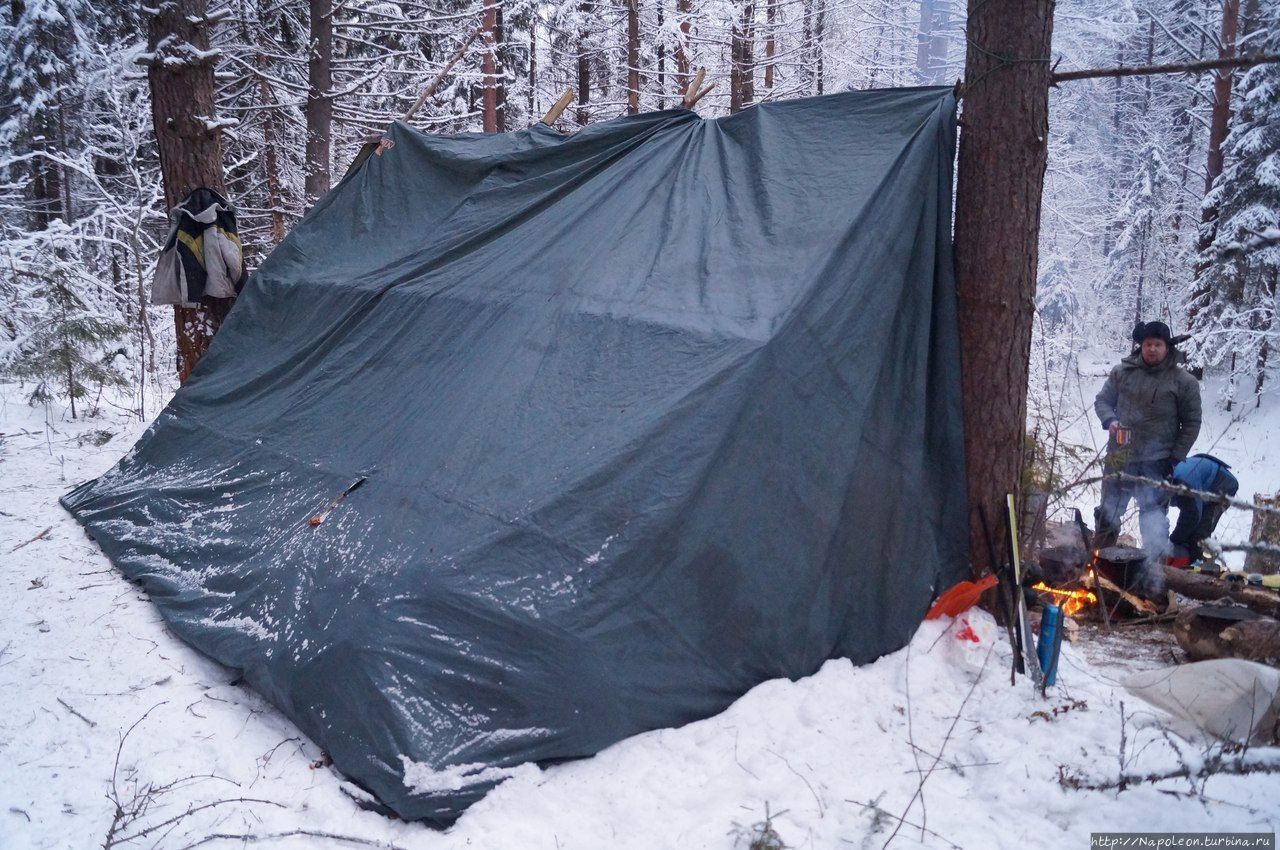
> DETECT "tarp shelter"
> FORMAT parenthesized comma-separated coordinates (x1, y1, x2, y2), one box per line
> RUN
(63, 86, 968, 824)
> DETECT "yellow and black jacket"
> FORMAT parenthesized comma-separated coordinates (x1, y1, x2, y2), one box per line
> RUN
(152, 187, 248, 306)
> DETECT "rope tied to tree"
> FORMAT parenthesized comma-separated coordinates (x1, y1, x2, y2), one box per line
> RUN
(956, 37, 1052, 101)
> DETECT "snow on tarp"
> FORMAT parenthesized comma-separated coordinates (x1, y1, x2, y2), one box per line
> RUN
(62, 87, 968, 824)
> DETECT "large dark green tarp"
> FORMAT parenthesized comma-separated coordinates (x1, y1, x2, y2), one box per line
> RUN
(64, 87, 967, 824)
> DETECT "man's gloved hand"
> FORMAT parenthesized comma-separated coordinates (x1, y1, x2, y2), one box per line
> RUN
(1160, 457, 1176, 480)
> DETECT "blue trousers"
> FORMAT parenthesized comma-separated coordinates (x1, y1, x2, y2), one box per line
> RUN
(1094, 457, 1172, 559)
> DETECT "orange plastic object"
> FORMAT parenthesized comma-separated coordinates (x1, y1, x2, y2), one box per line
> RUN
(925, 574, 998, 620)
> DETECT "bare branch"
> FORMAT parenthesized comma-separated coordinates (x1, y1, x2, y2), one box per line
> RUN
(1052, 52, 1280, 84)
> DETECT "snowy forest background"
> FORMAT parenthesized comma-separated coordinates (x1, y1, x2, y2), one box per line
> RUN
(0, 0, 1277, 424)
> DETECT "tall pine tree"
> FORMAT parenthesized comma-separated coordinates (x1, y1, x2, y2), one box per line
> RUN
(1194, 7, 1280, 408)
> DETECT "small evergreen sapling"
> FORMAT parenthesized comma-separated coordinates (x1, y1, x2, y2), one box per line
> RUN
(3, 267, 127, 418)
(730, 803, 788, 850)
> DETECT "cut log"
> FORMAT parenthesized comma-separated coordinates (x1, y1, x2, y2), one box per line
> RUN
(1164, 565, 1280, 618)
(1222, 619, 1280, 664)
(1246, 491, 1280, 575)
(1175, 604, 1264, 661)
(1175, 604, 1280, 664)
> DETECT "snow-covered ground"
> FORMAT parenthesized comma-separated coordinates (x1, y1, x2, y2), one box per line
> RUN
(3, 381, 1279, 850)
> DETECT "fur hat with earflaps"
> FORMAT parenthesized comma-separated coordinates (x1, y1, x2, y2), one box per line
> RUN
(1132, 320, 1173, 345)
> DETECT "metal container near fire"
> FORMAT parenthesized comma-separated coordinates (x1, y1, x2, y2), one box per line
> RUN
(1096, 545, 1150, 592)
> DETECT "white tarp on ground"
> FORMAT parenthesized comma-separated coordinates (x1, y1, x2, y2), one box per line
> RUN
(1126, 659, 1280, 745)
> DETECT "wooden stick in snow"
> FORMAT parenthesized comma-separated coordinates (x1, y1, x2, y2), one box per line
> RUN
(541, 88, 575, 125)
(57, 697, 97, 727)
(10, 526, 51, 553)
(1051, 52, 1280, 84)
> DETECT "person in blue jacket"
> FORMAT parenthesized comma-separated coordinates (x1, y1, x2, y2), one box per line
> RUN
(1168, 454, 1239, 565)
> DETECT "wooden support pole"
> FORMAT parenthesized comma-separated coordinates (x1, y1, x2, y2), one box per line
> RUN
(403, 26, 483, 122)
(541, 88, 575, 125)
(687, 83, 715, 108)
(681, 67, 707, 108)
(341, 25, 482, 182)
(1050, 52, 1280, 85)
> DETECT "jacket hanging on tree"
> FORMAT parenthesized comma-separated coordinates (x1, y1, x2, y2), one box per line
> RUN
(152, 187, 248, 306)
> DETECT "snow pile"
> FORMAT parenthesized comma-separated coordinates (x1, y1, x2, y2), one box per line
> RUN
(2, 387, 1279, 849)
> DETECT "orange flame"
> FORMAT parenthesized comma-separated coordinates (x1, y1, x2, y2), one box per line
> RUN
(1031, 582, 1098, 617)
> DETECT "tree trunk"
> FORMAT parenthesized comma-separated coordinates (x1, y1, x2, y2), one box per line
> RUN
(657, 2, 666, 103)
(495, 3, 507, 131)
(953, 0, 1055, 574)
(802, 0, 813, 92)
(577, 4, 591, 126)
(1142, 15, 1155, 113)
(1258, 274, 1274, 406)
(146, 0, 232, 383)
(55, 69, 73, 223)
(676, 0, 692, 91)
(916, 0, 953, 83)
(1173, 25, 1209, 238)
(257, 56, 287, 245)
(764, 0, 775, 90)
(482, 0, 500, 133)
(242, 1, 287, 245)
(1245, 492, 1280, 574)
(730, 10, 744, 112)
(528, 21, 537, 116)
(626, 0, 640, 114)
(1102, 42, 1123, 257)
(916, 0, 947, 81)
(916, 0, 936, 81)
(305, 0, 332, 206)
(813, 0, 826, 94)
(26, 3, 63, 230)
(1204, 0, 1241, 197)
(1134, 223, 1148, 324)
(931, 4, 951, 83)
(1191, 0, 1241, 298)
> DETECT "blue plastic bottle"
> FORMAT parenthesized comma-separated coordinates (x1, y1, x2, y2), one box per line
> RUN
(1037, 604, 1064, 687)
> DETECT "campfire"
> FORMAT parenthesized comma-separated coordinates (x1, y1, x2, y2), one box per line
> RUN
(1032, 545, 1163, 622)
(1030, 580, 1097, 617)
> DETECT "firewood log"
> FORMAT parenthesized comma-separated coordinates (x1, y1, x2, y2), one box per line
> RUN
(1163, 565, 1280, 618)
(1174, 604, 1280, 664)
(1221, 620, 1280, 664)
